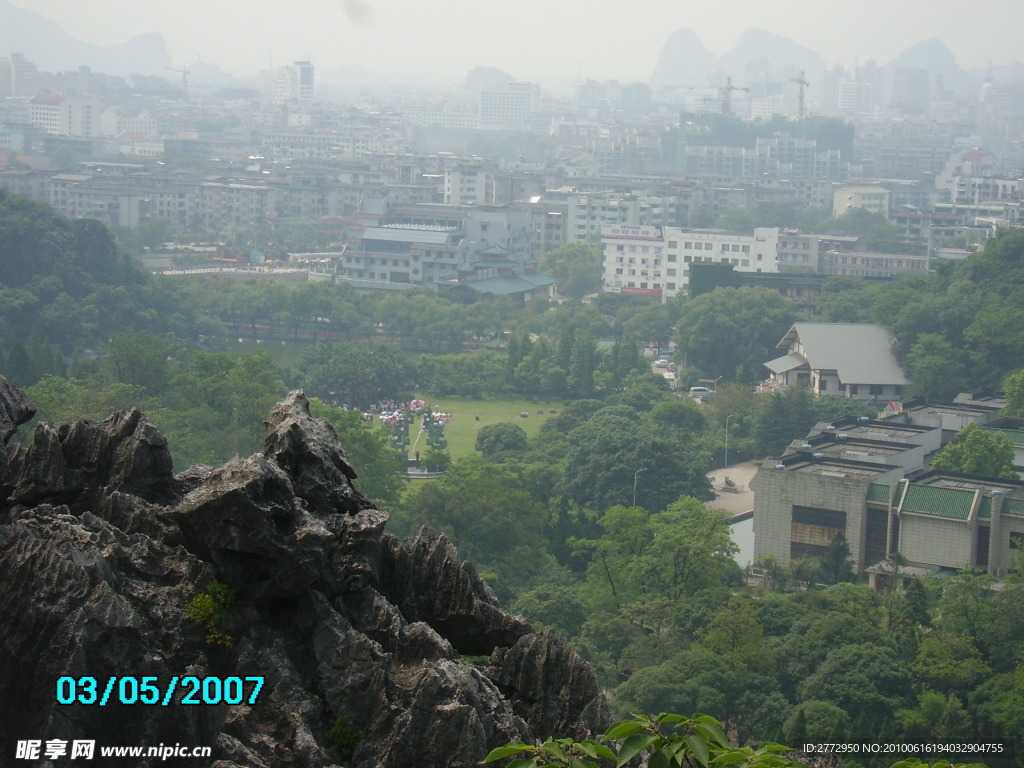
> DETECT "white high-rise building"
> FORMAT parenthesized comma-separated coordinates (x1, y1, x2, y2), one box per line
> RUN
(479, 82, 539, 130)
(30, 94, 101, 137)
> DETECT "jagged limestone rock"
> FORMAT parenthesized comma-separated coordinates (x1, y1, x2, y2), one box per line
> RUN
(0, 383, 608, 767)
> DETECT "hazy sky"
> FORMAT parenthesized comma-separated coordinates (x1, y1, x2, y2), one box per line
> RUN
(10, 0, 1024, 82)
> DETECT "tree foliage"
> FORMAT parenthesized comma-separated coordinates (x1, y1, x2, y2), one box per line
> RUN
(930, 423, 1017, 479)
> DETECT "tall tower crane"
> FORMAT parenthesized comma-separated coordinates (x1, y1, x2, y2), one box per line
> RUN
(791, 71, 810, 122)
(721, 77, 749, 116)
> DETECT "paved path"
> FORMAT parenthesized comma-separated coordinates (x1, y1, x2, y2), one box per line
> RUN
(706, 460, 760, 515)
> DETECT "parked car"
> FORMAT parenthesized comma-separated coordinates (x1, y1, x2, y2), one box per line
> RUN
(654, 359, 671, 368)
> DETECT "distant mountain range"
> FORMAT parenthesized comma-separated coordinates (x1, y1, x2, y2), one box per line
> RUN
(650, 28, 1021, 101)
(0, 0, 172, 76)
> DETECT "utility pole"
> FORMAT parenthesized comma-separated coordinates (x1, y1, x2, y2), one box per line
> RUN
(725, 414, 737, 467)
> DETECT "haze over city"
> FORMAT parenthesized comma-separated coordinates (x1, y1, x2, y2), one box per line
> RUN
(6, 0, 1024, 84)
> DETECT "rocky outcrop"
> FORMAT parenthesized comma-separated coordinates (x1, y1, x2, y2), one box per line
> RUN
(0, 383, 608, 767)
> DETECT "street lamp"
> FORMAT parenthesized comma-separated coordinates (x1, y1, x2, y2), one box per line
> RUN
(724, 414, 737, 468)
(714, 376, 723, 392)
(633, 467, 647, 508)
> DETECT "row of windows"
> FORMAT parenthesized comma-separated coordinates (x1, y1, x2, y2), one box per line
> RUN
(610, 281, 679, 291)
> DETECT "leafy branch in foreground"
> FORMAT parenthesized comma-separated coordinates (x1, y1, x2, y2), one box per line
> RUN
(483, 713, 797, 768)
(483, 714, 991, 768)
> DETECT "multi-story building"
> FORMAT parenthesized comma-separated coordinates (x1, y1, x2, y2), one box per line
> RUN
(197, 181, 272, 230)
(820, 250, 929, 278)
(679, 137, 844, 180)
(444, 164, 489, 206)
(832, 185, 891, 219)
(776, 233, 859, 272)
(478, 82, 539, 131)
(568, 191, 677, 242)
(0, 54, 40, 98)
(29, 94, 101, 138)
(600, 225, 780, 301)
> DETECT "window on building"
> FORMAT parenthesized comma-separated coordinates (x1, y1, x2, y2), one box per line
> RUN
(683, 255, 691, 263)
(819, 379, 827, 391)
(667, 282, 676, 290)
(667, 268, 676, 276)
(732, 244, 740, 252)
(704, 243, 713, 250)
(722, 244, 730, 252)
(741, 259, 749, 267)
(870, 385, 883, 395)
(616, 245, 624, 251)
(668, 254, 676, 262)
(615, 268, 623, 275)
(668, 241, 677, 248)
(684, 242, 692, 249)
(849, 384, 859, 395)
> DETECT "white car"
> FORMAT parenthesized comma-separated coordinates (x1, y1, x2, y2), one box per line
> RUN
(654, 359, 671, 368)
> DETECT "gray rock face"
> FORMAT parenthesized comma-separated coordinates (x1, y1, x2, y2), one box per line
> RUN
(0, 382, 609, 767)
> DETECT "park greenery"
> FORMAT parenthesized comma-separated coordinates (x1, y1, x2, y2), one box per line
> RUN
(6, 191, 1024, 755)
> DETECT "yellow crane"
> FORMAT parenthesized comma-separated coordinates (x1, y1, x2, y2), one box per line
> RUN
(791, 71, 810, 122)
(721, 77, 749, 116)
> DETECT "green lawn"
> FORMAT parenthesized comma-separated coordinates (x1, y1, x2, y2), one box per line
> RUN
(409, 395, 563, 460)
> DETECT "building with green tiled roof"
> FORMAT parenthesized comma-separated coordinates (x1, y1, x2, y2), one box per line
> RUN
(753, 399, 1024, 581)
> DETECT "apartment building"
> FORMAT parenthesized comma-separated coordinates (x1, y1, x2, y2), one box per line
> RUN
(444, 164, 489, 206)
(832, 185, 891, 219)
(29, 94, 101, 138)
(478, 82, 539, 131)
(568, 191, 677, 241)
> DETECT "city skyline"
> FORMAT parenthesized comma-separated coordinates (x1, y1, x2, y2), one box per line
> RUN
(6, 0, 1024, 84)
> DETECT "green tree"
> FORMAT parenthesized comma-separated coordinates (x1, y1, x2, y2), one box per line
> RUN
(1003, 368, 1024, 417)
(798, 643, 913, 722)
(930, 423, 1016, 479)
(560, 407, 713, 512)
(475, 422, 529, 462)
(819, 533, 855, 586)
(540, 242, 603, 300)
(784, 701, 849, 742)
(698, 597, 774, 673)
(911, 633, 992, 696)
(508, 585, 588, 637)
(301, 341, 414, 408)
(675, 286, 797, 381)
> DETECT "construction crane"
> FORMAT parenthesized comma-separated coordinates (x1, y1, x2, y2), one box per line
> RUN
(721, 77, 749, 116)
(791, 71, 810, 122)
(166, 65, 190, 97)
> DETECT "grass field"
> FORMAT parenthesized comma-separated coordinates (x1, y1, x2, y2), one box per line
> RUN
(406, 395, 564, 460)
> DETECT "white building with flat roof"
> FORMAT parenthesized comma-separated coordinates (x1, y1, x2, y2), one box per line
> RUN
(601, 225, 780, 301)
